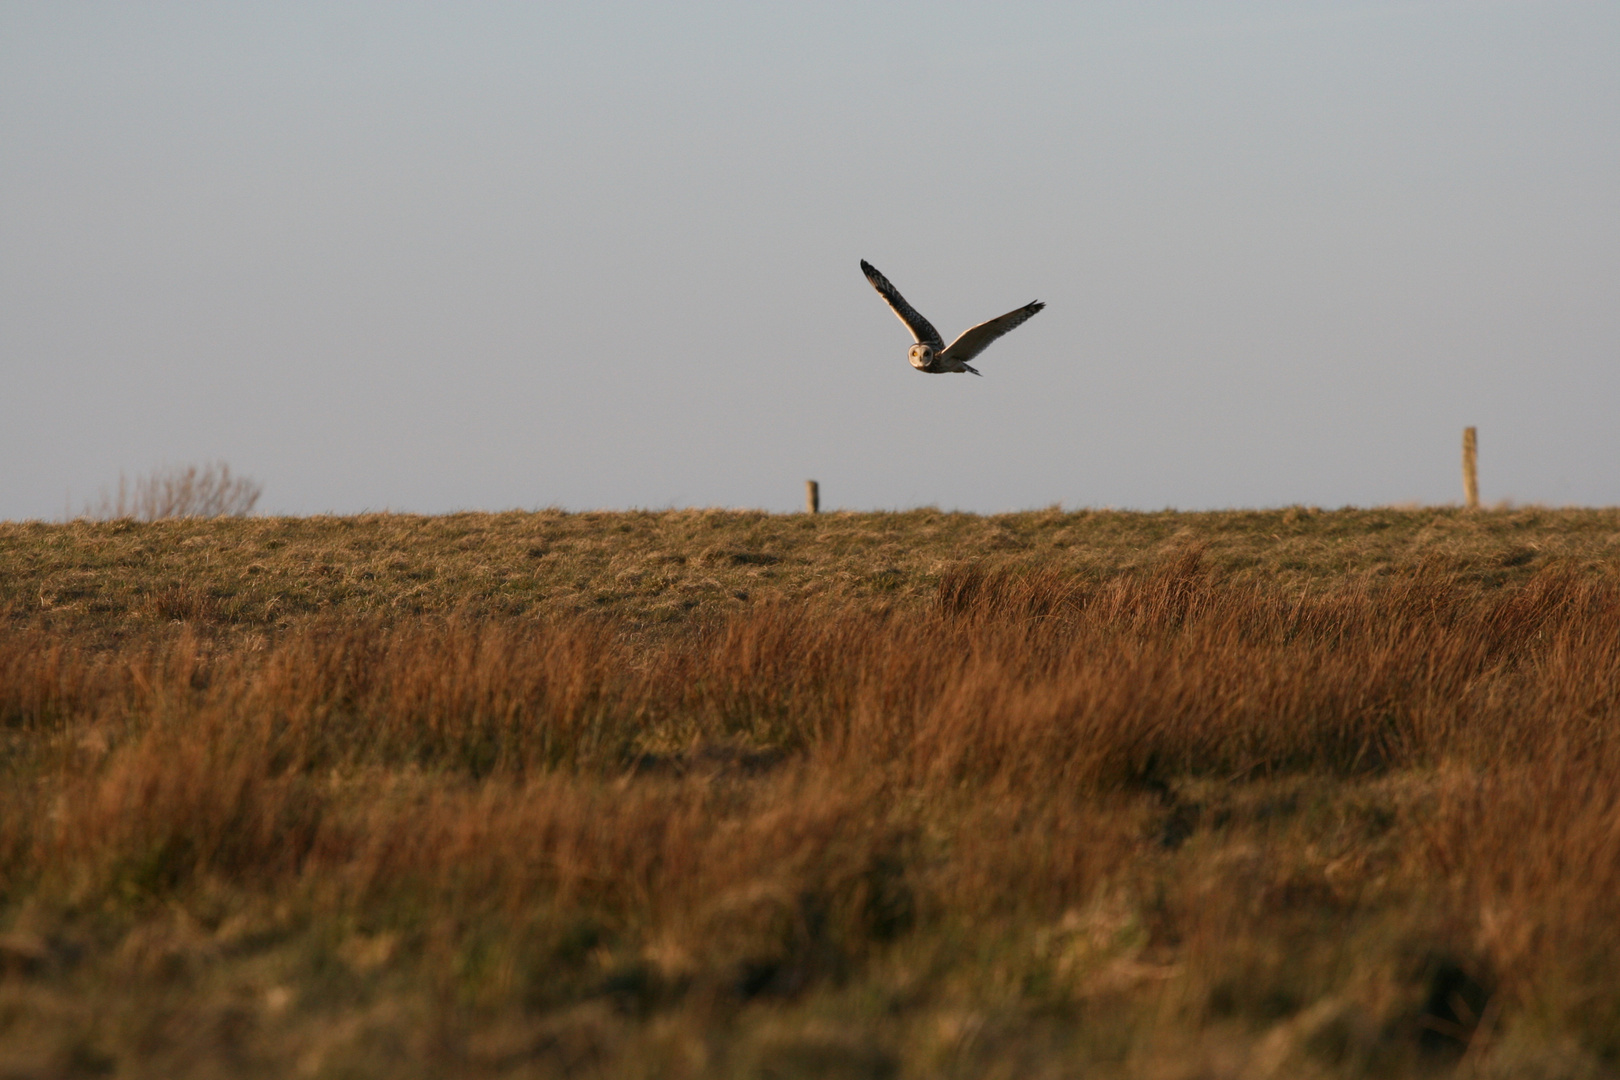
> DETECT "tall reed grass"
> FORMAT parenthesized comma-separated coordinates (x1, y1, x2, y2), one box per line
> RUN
(3, 550, 1620, 1075)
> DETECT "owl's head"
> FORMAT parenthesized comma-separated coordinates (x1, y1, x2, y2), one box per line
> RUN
(908, 343, 934, 370)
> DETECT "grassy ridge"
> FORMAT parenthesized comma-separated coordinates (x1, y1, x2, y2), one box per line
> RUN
(5, 506, 1617, 638)
(2, 509, 1620, 1078)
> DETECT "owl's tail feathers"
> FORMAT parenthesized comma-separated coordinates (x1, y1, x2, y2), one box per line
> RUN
(962, 363, 982, 376)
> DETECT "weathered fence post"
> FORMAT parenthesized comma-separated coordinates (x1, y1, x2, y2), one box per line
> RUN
(805, 480, 820, 514)
(1462, 427, 1479, 510)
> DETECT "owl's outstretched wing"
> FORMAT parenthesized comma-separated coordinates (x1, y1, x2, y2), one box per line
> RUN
(939, 300, 1045, 364)
(860, 260, 944, 350)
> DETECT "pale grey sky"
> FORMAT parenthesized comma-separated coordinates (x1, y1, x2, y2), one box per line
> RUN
(3, 2, 1616, 517)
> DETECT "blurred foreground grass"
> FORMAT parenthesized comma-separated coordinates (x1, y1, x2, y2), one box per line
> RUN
(2, 507, 1620, 1079)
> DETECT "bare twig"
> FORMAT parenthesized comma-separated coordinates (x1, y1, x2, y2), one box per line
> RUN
(84, 463, 262, 521)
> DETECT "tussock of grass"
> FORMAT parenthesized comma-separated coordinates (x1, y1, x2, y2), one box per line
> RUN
(1, 509, 1619, 1076)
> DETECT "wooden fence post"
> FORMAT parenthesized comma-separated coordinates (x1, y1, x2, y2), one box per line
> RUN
(805, 480, 820, 514)
(1462, 427, 1479, 510)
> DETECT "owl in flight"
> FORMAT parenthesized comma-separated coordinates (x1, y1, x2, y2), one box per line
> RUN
(860, 259, 1045, 375)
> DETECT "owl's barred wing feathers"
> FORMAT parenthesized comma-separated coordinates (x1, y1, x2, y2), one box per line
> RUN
(860, 260, 944, 350)
(939, 301, 1046, 364)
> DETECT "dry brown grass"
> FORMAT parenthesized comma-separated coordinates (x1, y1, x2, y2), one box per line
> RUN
(2, 508, 1620, 1078)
